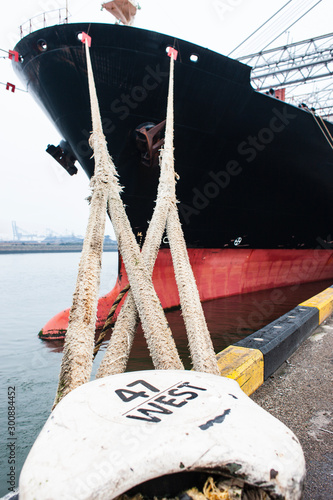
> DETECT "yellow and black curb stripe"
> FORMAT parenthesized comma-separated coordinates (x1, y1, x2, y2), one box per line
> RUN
(215, 285, 333, 396)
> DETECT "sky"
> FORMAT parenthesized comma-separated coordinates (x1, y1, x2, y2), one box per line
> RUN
(0, 0, 332, 239)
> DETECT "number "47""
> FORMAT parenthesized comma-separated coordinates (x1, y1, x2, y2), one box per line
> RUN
(115, 380, 159, 403)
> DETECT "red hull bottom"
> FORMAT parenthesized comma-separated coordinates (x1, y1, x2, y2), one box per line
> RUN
(40, 248, 333, 339)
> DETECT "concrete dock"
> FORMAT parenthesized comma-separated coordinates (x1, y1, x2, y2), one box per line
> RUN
(251, 314, 333, 499)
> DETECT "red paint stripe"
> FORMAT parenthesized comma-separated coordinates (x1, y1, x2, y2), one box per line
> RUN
(39, 248, 333, 339)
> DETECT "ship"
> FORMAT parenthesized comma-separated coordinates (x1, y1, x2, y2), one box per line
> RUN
(12, 3, 333, 339)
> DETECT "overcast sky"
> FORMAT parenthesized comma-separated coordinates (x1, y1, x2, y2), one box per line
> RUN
(0, 0, 331, 239)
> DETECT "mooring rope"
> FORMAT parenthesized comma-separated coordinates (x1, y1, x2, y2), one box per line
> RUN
(93, 283, 130, 358)
(54, 37, 219, 404)
(159, 54, 219, 375)
(308, 108, 333, 150)
(53, 44, 114, 408)
(53, 38, 183, 408)
(96, 51, 179, 378)
(97, 50, 219, 377)
(84, 37, 183, 373)
(166, 203, 219, 375)
(318, 114, 333, 146)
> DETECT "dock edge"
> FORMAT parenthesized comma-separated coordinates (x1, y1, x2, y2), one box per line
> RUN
(215, 285, 333, 394)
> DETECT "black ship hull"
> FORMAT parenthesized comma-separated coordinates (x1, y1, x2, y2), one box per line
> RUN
(14, 23, 333, 250)
(12, 22, 333, 337)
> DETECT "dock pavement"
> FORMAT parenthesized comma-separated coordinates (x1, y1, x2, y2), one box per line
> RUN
(251, 314, 333, 500)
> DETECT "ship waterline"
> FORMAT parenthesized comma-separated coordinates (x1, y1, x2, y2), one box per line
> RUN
(13, 22, 333, 335)
(40, 248, 333, 339)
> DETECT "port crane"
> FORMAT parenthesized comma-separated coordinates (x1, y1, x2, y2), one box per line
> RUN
(12, 221, 37, 241)
(238, 32, 333, 120)
(227, 0, 333, 120)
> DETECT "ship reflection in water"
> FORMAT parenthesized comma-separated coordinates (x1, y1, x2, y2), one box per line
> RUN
(45, 279, 333, 371)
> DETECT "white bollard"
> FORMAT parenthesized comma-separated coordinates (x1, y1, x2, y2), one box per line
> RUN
(19, 371, 305, 499)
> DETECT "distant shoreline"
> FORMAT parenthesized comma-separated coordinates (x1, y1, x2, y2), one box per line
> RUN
(0, 242, 118, 254)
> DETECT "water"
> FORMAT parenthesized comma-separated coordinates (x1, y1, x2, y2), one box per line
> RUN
(0, 251, 331, 495)
(0, 251, 118, 496)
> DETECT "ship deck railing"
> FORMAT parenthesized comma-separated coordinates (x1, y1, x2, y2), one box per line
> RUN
(20, 8, 69, 39)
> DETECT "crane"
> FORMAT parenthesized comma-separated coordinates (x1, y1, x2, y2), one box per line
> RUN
(12, 221, 38, 241)
(238, 32, 333, 120)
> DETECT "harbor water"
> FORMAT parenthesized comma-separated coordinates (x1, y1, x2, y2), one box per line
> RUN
(0, 251, 331, 495)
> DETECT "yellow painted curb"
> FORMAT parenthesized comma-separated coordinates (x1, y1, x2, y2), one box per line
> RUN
(300, 287, 333, 324)
(216, 345, 264, 396)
